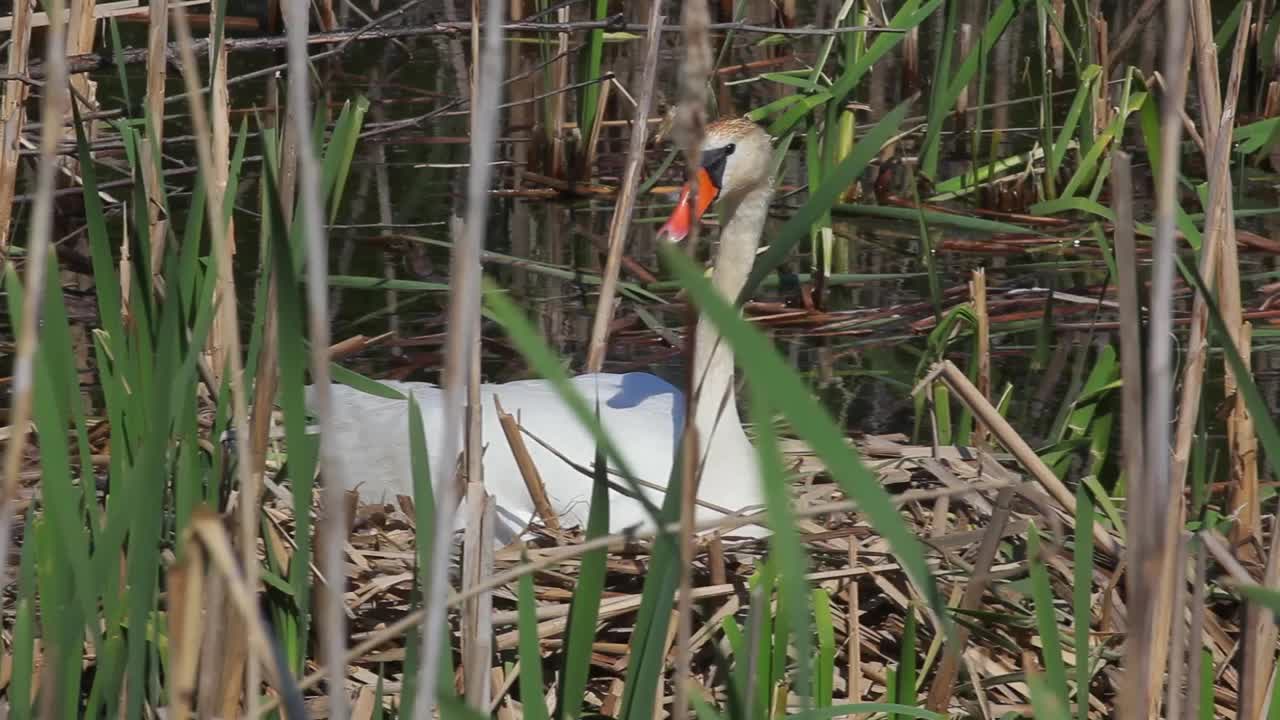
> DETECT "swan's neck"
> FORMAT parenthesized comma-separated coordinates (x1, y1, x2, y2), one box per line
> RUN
(690, 183, 771, 441)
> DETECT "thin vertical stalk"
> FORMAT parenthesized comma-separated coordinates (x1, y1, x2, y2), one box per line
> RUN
(1183, 540, 1208, 720)
(207, 0, 235, 384)
(143, 0, 167, 274)
(971, 268, 989, 445)
(1126, 0, 1189, 718)
(846, 540, 861, 704)
(1169, 1, 1252, 490)
(171, 9, 260, 714)
(0, 0, 33, 250)
(414, 1, 505, 717)
(584, 0, 664, 373)
(280, 0, 346, 710)
(1112, 151, 1145, 498)
(672, 0, 711, 717)
(0, 0, 68, 619)
(1165, 536, 1191, 720)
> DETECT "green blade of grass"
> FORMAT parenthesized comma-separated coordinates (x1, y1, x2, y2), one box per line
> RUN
(517, 562, 549, 720)
(813, 588, 835, 708)
(834, 203, 1047, 236)
(749, 387, 813, 708)
(1029, 524, 1070, 704)
(555, 446, 610, 720)
(897, 607, 918, 708)
(10, 510, 38, 720)
(1072, 484, 1095, 720)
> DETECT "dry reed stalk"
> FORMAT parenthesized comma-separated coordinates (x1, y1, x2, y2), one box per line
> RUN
(66, 0, 98, 130)
(1050, 0, 1065, 77)
(846, 539, 861, 704)
(206, 3, 236, 385)
(578, 78, 612, 179)
(1170, 1, 1253, 489)
(1228, 320, 1259, 549)
(671, 0, 711, 715)
(1111, 151, 1145, 500)
(1191, 0, 1255, 554)
(412, 1, 505, 717)
(0, 0, 68, 620)
(168, 542, 207, 720)
(462, 489, 496, 708)
(196, 565, 229, 712)
(925, 486, 1015, 712)
(140, 133, 168, 285)
(248, 75, 282, 526)
(1241, 494, 1280, 718)
(144, 0, 169, 275)
(172, 8, 261, 713)
(459, 215, 487, 711)
(1165, 535, 1191, 720)
(0, 0, 33, 251)
(920, 361, 1118, 557)
(1236, 369, 1271, 711)
(971, 268, 989, 445)
(583, 0, 663, 373)
(546, 3, 570, 177)
(1125, 0, 1190, 715)
(1183, 540, 1208, 720)
(1104, 0, 1160, 76)
(493, 397, 561, 536)
(187, 509, 291, 691)
(901, 24, 919, 96)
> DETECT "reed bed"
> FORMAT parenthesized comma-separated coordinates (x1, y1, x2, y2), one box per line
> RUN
(2, 0, 1280, 718)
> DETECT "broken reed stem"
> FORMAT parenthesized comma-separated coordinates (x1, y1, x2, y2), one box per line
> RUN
(413, 1, 505, 717)
(582, 0, 663, 374)
(0, 0, 33, 250)
(671, 0, 711, 717)
(920, 360, 1118, 558)
(171, 7, 261, 711)
(143, 0, 167, 276)
(493, 396, 561, 536)
(1127, 0, 1190, 716)
(0, 0, 67, 622)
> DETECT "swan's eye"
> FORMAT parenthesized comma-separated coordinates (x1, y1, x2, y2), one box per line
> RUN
(725, 143, 736, 155)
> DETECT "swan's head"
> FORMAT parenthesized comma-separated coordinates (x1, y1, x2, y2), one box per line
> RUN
(659, 118, 772, 242)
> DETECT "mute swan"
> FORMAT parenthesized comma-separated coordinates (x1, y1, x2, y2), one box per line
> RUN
(314, 118, 775, 543)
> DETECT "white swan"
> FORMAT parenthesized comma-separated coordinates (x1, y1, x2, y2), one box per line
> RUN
(313, 118, 775, 543)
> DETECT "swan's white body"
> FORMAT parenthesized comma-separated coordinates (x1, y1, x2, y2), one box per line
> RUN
(323, 371, 761, 542)
(313, 118, 775, 543)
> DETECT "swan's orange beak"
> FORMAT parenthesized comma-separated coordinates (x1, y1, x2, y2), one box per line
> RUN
(658, 167, 720, 242)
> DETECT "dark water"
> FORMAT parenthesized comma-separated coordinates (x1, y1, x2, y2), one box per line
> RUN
(14, 0, 1280, 446)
